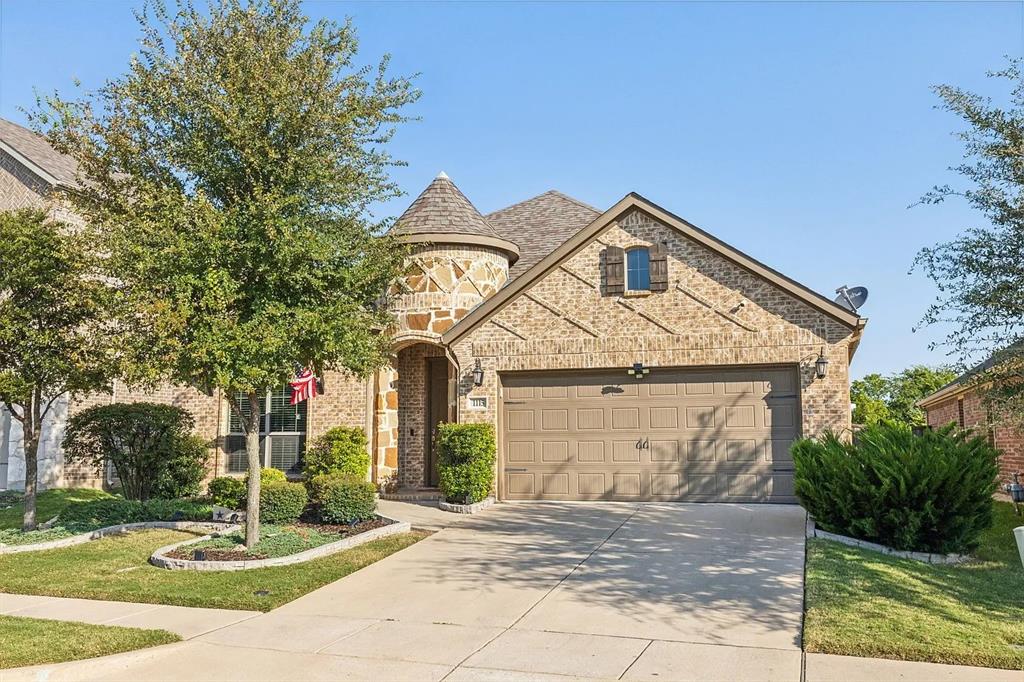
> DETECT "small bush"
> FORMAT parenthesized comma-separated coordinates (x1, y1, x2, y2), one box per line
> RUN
(308, 472, 376, 524)
(58, 498, 212, 530)
(63, 402, 207, 501)
(793, 422, 1000, 554)
(208, 477, 246, 509)
(259, 481, 307, 524)
(436, 423, 495, 505)
(245, 467, 287, 487)
(303, 427, 370, 479)
(153, 435, 210, 500)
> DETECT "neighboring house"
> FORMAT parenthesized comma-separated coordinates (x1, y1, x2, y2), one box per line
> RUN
(919, 358, 1023, 485)
(1, 117, 868, 503)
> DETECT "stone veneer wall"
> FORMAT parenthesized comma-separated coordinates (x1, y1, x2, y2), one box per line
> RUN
(391, 245, 509, 337)
(450, 209, 857, 446)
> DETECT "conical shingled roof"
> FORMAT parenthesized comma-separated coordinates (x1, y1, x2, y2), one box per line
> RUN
(393, 172, 519, 262)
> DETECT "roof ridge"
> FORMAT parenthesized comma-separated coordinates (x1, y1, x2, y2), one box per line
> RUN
(486, 189, 600, 219)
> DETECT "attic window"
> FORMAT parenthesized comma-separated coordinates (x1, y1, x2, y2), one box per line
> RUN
(626, 248, 651, 291)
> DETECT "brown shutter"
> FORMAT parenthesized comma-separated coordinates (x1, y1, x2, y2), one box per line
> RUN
(605, 246, 625, 295)
(649, 243, 668, 292)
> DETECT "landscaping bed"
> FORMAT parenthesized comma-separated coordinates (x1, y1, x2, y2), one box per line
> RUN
(0, 614, 179, 669)
(164, 517, 393, 561)
(803, 500, 1024, 670)
(0, 528, 427, 611)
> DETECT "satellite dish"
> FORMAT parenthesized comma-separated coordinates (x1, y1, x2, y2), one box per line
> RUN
(834, 285, 868, 312)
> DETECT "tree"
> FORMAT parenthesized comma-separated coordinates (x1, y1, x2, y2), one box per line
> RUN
(0, 209, 115, 530)
(34, 0, 417, 546)
(913, 58, 1024, 426)
(850, 365, 957, 428)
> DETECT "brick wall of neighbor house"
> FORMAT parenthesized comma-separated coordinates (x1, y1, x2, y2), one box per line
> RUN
(451, 209, 856, 441)
(396, 343, 448, 489)
(0, 150, 49, 210)
(926, 391, 1024, 484)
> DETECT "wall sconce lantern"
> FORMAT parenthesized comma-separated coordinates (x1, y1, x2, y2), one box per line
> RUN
(814, 347, 829, 380)
(472, 359, 485, 387)
(627, 362, 651, 380)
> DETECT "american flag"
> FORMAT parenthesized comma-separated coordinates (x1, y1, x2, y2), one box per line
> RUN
(290, 368, 318, 405)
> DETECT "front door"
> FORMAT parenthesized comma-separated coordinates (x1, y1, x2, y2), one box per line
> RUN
(425, 357, 449, 487)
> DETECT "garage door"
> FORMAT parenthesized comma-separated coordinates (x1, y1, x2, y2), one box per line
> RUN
(500, 367, 800, 502)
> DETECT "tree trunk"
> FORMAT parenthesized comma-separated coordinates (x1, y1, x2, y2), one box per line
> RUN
(244, 391, 262, 548)
(21, 391, 41, 532)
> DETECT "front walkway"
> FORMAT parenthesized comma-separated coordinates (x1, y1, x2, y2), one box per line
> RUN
(3, 501, 1020, 681)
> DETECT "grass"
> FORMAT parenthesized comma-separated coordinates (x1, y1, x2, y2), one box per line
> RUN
(0, 488, 114, 530)
(0, 528, 428, 611)
(0, 615, 179, 669)
(804, 501, 1024, 670)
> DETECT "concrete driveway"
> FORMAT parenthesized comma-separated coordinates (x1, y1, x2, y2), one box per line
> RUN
(13, 502, 809, 681)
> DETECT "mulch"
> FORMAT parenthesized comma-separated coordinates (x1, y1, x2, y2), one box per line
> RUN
(166, 516, 393, 562)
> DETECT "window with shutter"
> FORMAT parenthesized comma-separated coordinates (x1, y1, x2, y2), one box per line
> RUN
(605, 246, 625, 295)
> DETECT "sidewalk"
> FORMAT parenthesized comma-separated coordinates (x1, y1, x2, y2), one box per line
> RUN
(805, 653, 1021, 682)
(0, 593, 259, 639)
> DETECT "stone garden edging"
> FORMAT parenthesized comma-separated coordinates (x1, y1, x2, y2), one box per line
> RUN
(805, 517, 969, 565)
(0, 521, 238, 555)
(149, 515, 411, 571)
(438, 496, 495, 514)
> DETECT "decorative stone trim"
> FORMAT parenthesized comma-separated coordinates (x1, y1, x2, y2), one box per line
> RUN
(0, 521, 237, 555)
(149, 515, 411, 571)
(381, 490, 441, 501)
(806, 518, 968, 565)
(438, 496, 495, 514)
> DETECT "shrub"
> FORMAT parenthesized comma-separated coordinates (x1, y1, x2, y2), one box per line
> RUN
(153, 435, 210, 499)
(259, 481, 307, 524)
(58, 498, 212, 530)
(793, 422, 1000, 554)
(63, 402, 208, 501)
(436, 423, 495, 505)
(303, 427, 370, 479)
(308, 472, 376, 524)
(245, 467, 287, 487)
(208, 477, 246, 509)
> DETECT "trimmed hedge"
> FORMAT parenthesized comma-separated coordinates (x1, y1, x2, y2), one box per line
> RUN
(207, 477, 246, 509)
(793, 422, 1000, 554)
(245, 467, 287, 486)
(58, 498, 212, 531)
(259, 481, 307, 524)
(153, 435, 210, 500)
(303, 427, 370, 480)
(436, 423, 495, 505)
(308, 472, 376, 524)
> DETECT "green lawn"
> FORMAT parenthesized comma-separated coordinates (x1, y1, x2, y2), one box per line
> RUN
(0, 528, 428, 611)
(804, 501, 1024, 670)
(0, 615, 179, 669)
(0, 488, 114, 529)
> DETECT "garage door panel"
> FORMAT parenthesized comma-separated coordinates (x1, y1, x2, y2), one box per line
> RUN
(501, 368, 800, 502)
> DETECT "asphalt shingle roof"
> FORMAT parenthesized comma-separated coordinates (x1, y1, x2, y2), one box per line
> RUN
(392, 172, 506, 241)
(0, 117, 78, 186)
(487, 190, 602, 279)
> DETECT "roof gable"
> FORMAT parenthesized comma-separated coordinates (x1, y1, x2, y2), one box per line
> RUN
(442, 192, 864, 345)
(0, 118, 78, 187)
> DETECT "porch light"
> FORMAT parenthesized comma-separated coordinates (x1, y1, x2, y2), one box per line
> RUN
(472, 359, 484, 387)
(627, 362, 650, 380)
(814, 348, 829, 380)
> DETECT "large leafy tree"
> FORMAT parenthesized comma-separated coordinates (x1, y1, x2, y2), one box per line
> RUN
(34, 0, 417, 546)
(851, 365, 957, 428)
(914, 59, 1024, 425)
(0, 209, 116, 530)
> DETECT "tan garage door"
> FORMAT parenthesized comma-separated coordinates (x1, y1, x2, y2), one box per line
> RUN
(500, 367, 800, 502)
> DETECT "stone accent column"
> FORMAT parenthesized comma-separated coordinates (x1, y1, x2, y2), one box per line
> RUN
(373, 366, 399, 489)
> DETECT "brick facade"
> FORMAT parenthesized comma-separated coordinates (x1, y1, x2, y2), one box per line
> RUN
(925, 391, 1023, 485)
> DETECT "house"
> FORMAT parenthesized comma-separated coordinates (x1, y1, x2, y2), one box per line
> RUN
(1, 117, 867, 502)
(919, 356, 1023, 485)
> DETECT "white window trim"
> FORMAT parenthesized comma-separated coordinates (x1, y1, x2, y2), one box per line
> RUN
(226, 391, 306, 471)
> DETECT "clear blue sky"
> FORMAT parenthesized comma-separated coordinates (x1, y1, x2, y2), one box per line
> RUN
(2, 1, 1021, 379)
